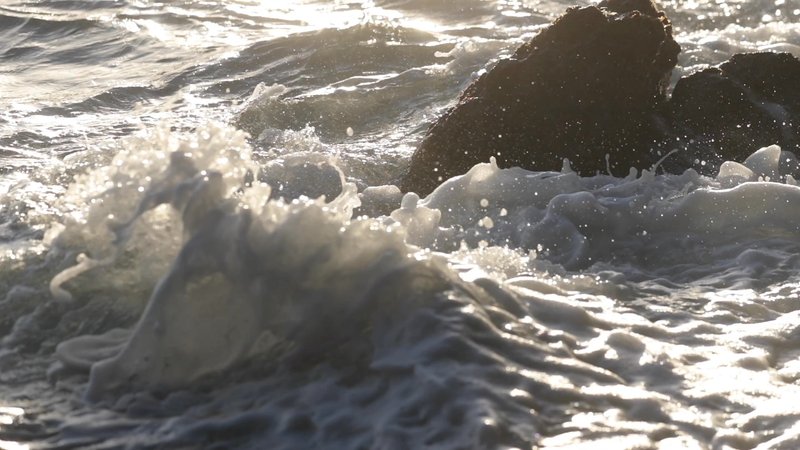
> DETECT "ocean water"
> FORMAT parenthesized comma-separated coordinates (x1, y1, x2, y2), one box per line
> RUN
(1, 0, 800, 448)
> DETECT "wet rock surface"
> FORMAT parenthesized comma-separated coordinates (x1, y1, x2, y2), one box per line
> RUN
(668, 52, 800, 169)
(400, 0, 680, 195)
(400, 0, 800, 196)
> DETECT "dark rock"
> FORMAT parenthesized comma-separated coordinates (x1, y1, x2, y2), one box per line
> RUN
(721, 53, 800, 111)
(400, 0, 680, 195)
(598, 0, 659, 16)
(668, 52, 800, 168)
(398, 0, 800, 195)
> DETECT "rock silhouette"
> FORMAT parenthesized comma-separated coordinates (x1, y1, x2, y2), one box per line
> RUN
(399, 0, 800, 196)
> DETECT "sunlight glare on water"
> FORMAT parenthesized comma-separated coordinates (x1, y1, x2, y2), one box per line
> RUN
(0, 407, 27, 450)
(227, 1, 389, 34)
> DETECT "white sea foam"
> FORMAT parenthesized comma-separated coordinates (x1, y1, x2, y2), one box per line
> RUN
(29, 122, 799, 448)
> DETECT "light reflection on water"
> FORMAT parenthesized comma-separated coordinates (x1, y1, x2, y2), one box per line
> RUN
(0, 407, 23, 426)
(0, 441, 29, 450)
(0, 407, 27, 450)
